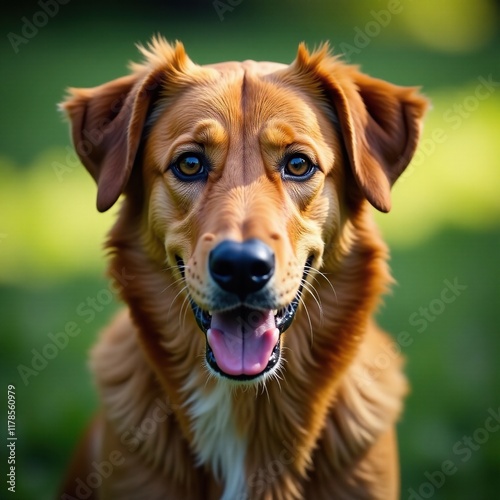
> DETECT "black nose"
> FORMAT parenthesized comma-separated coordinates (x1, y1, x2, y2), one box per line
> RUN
(209, 239, 275, 298)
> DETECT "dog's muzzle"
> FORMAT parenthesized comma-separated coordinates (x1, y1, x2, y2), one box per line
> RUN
(181, 239, 311, 382)
(205, 239, 278, 380)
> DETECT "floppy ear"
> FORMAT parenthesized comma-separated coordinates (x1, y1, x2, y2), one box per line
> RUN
(60, 38, 196, 212)
(293, 44, 429, 212)
(331, 71, 429, 212)
(60, 71, 162, 212)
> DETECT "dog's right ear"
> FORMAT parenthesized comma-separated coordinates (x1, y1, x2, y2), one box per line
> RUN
(60, 38, 194, 212)
(60, 73, 158, 212)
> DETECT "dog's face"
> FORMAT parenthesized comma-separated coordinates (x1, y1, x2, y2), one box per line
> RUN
(142, 61, 343, 381)
(62, 38, 427, 383)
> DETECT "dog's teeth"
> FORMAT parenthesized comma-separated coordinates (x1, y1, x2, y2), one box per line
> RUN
(272, 309, 278, 315)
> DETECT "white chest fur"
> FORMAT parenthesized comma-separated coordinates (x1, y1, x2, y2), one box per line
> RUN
(184, 380, 247, 500)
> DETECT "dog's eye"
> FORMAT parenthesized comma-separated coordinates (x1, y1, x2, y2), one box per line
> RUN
(283, 154, 315, 180)
(172, 153, 207, 180)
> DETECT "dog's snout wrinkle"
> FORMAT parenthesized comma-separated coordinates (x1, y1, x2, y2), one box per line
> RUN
(209, 239, 275, 299)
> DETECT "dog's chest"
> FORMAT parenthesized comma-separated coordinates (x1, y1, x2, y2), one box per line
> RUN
(185, 380, 247, 499)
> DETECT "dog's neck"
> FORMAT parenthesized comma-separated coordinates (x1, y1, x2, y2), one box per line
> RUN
(93, 202, 405, 498)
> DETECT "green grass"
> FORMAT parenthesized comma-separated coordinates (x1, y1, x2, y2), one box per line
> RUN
(382, 228, 500, 499)
(1, 3, 499, 498)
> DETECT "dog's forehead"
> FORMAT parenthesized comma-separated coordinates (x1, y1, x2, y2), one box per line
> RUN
(205, 59, 288, 77)
(157, 59, 327, 141)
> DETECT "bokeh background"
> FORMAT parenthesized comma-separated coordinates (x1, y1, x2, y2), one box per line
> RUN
(0, 0, 499, 498)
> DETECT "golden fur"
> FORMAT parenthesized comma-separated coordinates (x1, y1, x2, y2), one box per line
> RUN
(59, 37, 428, 499)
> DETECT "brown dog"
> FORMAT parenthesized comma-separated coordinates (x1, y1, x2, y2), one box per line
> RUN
(60, 37, 427, 499)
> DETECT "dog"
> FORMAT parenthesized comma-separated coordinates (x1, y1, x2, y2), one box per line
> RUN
(59, 37, 428, 499)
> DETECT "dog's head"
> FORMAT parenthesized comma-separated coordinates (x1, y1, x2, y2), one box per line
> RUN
(62, 38, 427, 383)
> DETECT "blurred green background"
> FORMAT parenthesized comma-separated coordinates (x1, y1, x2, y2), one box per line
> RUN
(1, 0, 499, 498)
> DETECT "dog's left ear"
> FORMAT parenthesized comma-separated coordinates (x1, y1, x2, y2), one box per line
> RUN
(334, 70, 429, 212)
(293, 45, 429, 212)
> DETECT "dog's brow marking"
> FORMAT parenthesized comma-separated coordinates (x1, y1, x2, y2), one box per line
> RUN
(193, 119, 227, 147)
(184, 379, 247, 499)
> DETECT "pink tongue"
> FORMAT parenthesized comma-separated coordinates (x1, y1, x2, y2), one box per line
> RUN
(207, 309, 279, 376)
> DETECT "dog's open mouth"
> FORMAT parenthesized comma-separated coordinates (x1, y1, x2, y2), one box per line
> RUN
(183, 258, 312, 382)
(204, 306, 280, 380)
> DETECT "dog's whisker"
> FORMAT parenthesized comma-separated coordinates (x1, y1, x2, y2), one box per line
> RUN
(308, 266, 338, 305)
(168, 284, 190, 319)
(161, 263, 190, 278)
(300, 279, 324, 328)
(168, 282, 189, 304)
(161, 264, 177, 273)
(260, 379, 271, 402)
(268, 368, 284, 393)
(301, 278, 322, 311)
(180, 294, 193, 331)
(308, 267, 333, 289)
(202, 370, 213, 391)
(298, 291, 314, 346)
(160, 275, 188, 296)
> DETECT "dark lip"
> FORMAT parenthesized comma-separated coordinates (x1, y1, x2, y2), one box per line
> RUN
(178, 255, 313, 381)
